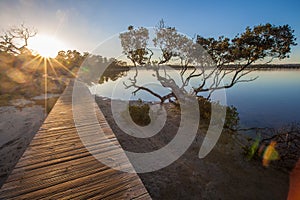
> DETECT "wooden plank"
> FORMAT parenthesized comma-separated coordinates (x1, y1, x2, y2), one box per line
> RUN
(0, 81, 151, 200)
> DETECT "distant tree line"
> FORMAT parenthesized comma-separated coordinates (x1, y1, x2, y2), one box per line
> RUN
(119, 20, 297, 102)
(0, 22, 297, 106)
(0, 24, 127, 106)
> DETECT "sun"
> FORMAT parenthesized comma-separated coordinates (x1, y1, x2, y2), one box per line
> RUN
(29, 34, 66, 58)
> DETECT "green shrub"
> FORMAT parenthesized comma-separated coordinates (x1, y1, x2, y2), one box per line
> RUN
(129, 100, 151, 126)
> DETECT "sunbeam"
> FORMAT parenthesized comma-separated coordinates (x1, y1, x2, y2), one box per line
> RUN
(47, 59, 59, 80)
(51, 58, 77, 77)
(43, 58, 48, 117)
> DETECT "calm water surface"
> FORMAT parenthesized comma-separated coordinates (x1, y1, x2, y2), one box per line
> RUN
(91, 69, 300, 129)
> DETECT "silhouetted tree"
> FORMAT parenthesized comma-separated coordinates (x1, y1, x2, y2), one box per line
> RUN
(119, 21, 297, 103)
(119, 26, 152, 66)
(55, 50, 88, 71)
(0, 23, 37, 55)
(195, 23, 297, 94)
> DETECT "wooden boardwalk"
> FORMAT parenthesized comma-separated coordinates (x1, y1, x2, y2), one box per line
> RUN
(0, 81, 151, 199)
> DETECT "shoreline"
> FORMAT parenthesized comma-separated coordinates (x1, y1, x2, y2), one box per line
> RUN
(0, 105, 45, 187)
(0, 95, 59, 187)
(95, 96, 289, 200)
(119, 63, 300, 70)
(0, 94, 292, 198)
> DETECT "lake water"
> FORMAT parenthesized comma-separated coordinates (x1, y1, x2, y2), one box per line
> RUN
(90, 68, 300, 129)
(226, 69, 300, 128)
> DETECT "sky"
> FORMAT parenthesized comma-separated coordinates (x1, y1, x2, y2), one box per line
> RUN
(0, 0, 299, 63)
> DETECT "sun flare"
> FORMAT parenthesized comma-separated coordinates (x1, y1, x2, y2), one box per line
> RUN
(29, 35, 66, 58)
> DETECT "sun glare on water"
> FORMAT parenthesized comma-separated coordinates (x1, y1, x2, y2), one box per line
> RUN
(29, 35, 66, 58)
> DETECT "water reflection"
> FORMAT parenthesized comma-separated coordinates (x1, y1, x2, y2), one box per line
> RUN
(94, 66, 300, 194)
(98, 60, 129, 84)
(93, 68, 300, 129)
(74, 24, 299, 198)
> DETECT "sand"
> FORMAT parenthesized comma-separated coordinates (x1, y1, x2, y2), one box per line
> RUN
(0, 95, 291, 199)
(0, 103, 45, 187)
(96, 96, 289, 200)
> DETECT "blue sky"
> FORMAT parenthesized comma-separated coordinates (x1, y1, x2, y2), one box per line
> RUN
(0, 0, 299, 63)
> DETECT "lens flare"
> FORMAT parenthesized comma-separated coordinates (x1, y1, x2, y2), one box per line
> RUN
(262, 141, 279, 167)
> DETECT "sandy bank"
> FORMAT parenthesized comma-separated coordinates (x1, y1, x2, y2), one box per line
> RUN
(96, 96, 289, 200)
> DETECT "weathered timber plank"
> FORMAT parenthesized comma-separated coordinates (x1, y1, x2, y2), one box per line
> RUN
(0, 81, 151, 200)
